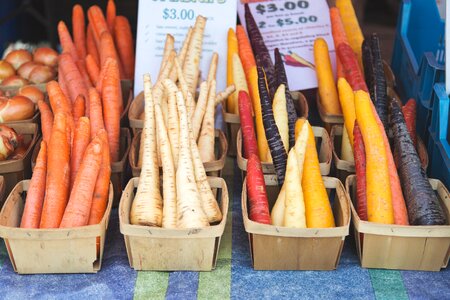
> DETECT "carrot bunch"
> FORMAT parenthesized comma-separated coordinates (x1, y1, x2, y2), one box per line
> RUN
(57, 0, 134, 98)
(20, 81, 111, 229)
(55, 1, 127, 163)
(130, 17, 229, 229)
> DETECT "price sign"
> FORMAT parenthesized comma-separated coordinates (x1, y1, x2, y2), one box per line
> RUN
(134, 0, 237, 96)
(237, 0, 335, 91)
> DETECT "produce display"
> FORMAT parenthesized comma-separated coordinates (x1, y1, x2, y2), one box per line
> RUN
(319, 2, 447, 226)
(130, 17, 226, 229)
(0, 47, 58, 86)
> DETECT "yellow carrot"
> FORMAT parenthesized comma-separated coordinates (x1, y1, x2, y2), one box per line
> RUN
(336, 0, 364, 68)
(314, 38, 342, 115)
(355, 90, 394, 224)
(301, 120, 335, 228)
(226, 28, 238, 114)
(337, 78, 356, 148)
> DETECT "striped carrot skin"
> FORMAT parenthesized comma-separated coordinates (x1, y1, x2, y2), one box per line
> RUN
(257, 66, 287, 187)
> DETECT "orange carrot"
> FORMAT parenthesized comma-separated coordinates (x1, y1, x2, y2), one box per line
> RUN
(86, 54, 100, 86)
(20, 141, 47, 228)
(73, 95, 86, 123)
(58, 21, 79, 63)
(369, 101, 409, 225)
(88, 130, 111, 225)
(88, 87, 105, 137)
(87, 24, 100, 66)
(58, 65, 70, 99)
(99, 31, 125, 79)
(58, 53, 88, 104)
(70, 117, 91, 191)
(236, 25, 256, 77)
(60, 135, 103, 228)
(72, 4, 86, 59)
(114, 16, 135, 79)
(87, 6, 109, 48)
(46, 80, 72, 116)
(95, 60, 107, 93)
(37, 100, 53, 144)
(40, 113, 70, 228)
(101, 58, 122, 162)
(106, 0, 116, 33)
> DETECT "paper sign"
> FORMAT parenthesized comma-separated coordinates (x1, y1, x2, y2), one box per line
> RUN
(237, 0, 335, 91)
(134, 0, 237, 96)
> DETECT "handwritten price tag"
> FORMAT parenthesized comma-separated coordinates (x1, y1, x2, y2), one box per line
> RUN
(134, 0, 237, 96)
(237, 0, 335, 91)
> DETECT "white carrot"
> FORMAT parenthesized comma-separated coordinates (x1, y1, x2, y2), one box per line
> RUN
(159, 34, 174, 79)
(283, 149, 306, 228)
(175, 57, 196, 119)
(191, 81, 209, 141)
(207, 53, 218, 85)
(273, 84, 289, 152)
(182, 16, 206, 96)
(130, 74, 163, 226)
(198, 80, 216, 163)
(154, 103, 177, 228)
(215, 85, 236, 107)
(187, 102, 222, 223)
(175, 91, 209, 228)
(163, 79, 180, 168)
(271, 182, 286, 226)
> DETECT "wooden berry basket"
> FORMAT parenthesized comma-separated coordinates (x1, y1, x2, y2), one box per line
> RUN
(120, 79, 134, 128)
(0, 123, 38, 206)
(129, 129, 227, 178)
(331, 125, 429, 183)
(0, 180, 113, 274)
(241, 175, 350, 270)
(119, 176, 229, 271)
(236, 126, 332, 176)
(128, 91, 145, 135)
(223, 91, 309, 157)
(346, 175, 450, 271)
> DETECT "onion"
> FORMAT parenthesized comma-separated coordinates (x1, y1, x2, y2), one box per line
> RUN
(0, 60, 16, 83)
(17, 61, 39, 80)
(4, 49, 33, 70)
(0, 75, 29, 87)
(29, 65, 55, 84)
(33, 47, 58, 67)
(18, 85, 44, 104)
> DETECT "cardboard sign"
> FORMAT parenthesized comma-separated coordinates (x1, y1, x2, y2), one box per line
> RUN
(237, 0, 335, 91)
(134, 0, 237, 96)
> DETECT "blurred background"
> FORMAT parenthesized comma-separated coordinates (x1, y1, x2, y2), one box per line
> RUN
(0, 0, 399, 57)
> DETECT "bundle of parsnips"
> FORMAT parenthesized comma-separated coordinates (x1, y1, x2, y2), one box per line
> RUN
(130, 16, 233, 228)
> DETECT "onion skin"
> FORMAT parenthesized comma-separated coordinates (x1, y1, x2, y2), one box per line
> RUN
(0, 125, 18, 161)
(1, 75, 29, 87)
(29, 65, 56, 84)
(0, 95, 36, 122)
(0, 60, 16, 83)
(18, 85, 44, 104)
(17, 61, 39, 80)
(5, 49, 33, 70)
(33, 47, 58, 68)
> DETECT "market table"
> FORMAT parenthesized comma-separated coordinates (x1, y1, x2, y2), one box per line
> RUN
(0, 160, 448, 299)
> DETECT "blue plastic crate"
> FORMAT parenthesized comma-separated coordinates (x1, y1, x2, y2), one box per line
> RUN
(427, 83, 450, 188)
(391, 0, 445, 137)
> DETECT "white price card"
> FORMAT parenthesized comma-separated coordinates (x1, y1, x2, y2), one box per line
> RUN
(134, 0, 237, 96)
(237, 0, 335, 91)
